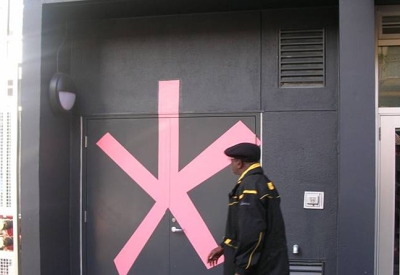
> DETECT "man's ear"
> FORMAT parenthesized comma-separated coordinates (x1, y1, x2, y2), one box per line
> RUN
(237, 159, 244, 169)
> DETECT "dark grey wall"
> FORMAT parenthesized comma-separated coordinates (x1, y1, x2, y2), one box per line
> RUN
(23, 0, 74, 273)
(21, 0, 42, 274)
(70, 116, 81, 275)
(21, 2, 72, 274)
(70, 12, 261, 115)
(338, 0, 375, 274)
(261, 7, 338, 274)
(263, 112, 337, 274)
(23, 1, 344, 274)
(262, 8, 338, 111)
(36, 9, 73, 275)
(23, 0, 380, 275)
(42, 0, 338, 22)
(69, 8, 339, 275)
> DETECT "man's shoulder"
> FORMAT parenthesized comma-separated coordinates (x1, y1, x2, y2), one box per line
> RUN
(241, 173, 269, 187)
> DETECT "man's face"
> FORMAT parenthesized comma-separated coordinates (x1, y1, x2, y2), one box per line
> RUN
(229, 158, 243, 175)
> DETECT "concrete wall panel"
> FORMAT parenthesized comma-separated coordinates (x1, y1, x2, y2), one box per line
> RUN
(263, 111, 337, 274)
(262, 7, 338, 111)
(70, 12, 261, 115)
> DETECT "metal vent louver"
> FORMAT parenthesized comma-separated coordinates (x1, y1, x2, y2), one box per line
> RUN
(290, 261, 324, 275)
(279, 29, 325, 88)
(381, 15, 400, 37)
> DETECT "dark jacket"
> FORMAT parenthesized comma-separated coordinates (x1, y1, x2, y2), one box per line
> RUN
(222, 164, 289, 275)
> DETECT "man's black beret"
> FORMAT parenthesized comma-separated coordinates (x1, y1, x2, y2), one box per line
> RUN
(224, 142, 260, 162)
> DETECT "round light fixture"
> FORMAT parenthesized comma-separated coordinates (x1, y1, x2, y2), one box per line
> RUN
(49, 72, 77, 113)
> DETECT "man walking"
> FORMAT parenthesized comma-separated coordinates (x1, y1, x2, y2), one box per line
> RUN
(207, 142, 289, 275)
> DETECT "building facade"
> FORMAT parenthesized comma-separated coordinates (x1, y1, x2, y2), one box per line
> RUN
(20, 0, 384, 274)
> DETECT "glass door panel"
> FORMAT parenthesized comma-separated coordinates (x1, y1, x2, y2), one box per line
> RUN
(379, 46, 400, 107)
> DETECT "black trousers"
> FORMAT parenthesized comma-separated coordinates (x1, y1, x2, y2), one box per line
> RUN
(223, 246, 289, 275)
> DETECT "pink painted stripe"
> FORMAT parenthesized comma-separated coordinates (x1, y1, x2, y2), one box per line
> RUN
(114, 202, 167, 275)
(158, 119, 170, 184)
(158, 80, 180, 188)
(169, 192, 224, 268)
(158, 80, 180, 116)
(97, 133, 160, 201)
(169, 117, 180, 176)
(179, 121, 260, 192)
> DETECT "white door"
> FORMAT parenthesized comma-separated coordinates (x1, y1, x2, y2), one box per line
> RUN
(378, 115, 400, 275)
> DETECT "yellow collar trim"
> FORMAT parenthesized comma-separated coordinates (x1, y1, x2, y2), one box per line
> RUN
(237, 163, 261, 183)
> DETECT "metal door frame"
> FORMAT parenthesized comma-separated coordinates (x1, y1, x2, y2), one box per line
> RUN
(377, 109, 400, 275)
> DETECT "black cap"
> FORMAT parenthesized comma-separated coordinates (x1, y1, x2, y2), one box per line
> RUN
(224, 142, 260, 162)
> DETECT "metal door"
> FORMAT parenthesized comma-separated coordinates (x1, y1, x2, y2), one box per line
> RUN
(84, 115, 259, 275)
(377, 113, 400, 275)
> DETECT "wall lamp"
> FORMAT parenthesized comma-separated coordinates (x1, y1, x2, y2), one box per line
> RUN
(49, 72, 76, 113)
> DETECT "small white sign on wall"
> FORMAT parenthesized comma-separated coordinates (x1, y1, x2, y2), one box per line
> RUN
(304, 191, 324, 209)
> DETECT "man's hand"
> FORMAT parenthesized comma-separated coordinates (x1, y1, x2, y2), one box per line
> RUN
(207, 246, 224, 267)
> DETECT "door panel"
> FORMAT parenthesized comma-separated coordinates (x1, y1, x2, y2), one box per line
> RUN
(85, 115, 259, 275)
(85, 118, 169, 275)
(170, 116, 258, 274)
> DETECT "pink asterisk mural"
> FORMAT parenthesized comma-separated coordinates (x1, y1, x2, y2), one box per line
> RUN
(96, 80, 260, 275)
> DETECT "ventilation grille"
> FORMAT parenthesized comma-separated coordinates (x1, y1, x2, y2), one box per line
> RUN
(279, 29, 325, 88)
(0, 254, 13, 274)
(290, 261, 324, 275)
(381, 15, 400, 38)
(0, 110, 13, 210)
